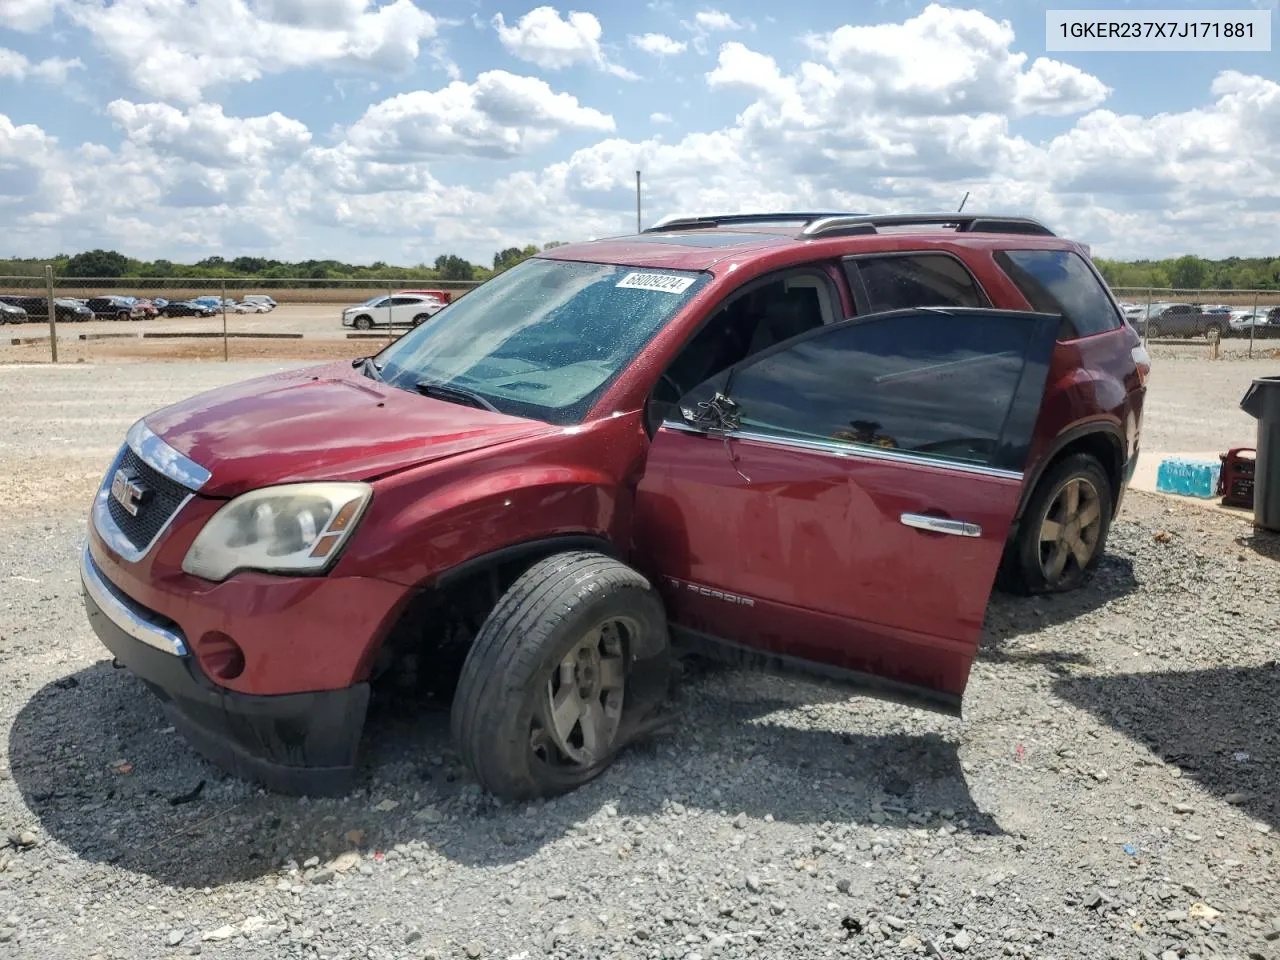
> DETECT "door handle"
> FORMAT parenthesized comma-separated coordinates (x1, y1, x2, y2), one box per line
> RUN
(900, 513, 982, 538)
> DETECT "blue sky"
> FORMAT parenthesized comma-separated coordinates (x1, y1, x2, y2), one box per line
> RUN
(1, 0, 1277, 264)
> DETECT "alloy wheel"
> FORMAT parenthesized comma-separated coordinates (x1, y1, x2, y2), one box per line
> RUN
(1038, 477, 1102, 585)
(532, 619, 629, 768)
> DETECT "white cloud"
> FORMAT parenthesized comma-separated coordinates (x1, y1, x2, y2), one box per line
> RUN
(2, 6, 1278, 263)
(342, 70, 615, 161)
(107, 100, 312, 167)
(0, 0, 60, 30)
(630, 32, 686, 56)
(65, 0, 439, 103)
(0, 46, 83, 83)
(693, 10, 742, 32)
(493, 5, 637, 78)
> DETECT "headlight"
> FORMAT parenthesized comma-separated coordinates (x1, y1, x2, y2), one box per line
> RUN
(181, 482, 372, 582)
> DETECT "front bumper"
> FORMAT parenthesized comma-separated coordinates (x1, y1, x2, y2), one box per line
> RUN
(81, 546, 368, 796)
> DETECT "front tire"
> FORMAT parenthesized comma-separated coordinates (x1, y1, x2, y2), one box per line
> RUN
(451, 551, 667, 801)
(999, 454, 1113, 595)
(353, 315, 373, 331)
(1146, 321, 1161, 339)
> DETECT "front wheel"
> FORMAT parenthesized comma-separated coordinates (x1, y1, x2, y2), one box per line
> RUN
(451, 551, 668, 801)
(1146, 321, 1161, 339)
(353, 315, 373, 331)
(999, 453, 1113, 595)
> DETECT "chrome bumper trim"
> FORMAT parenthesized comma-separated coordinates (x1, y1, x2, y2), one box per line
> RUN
(80, 545, 188, 657)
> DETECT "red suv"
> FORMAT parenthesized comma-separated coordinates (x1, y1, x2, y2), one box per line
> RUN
(81, 212, 1149, 800)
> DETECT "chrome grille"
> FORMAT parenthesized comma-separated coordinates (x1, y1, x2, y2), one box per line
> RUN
(105, 447, 191, 554)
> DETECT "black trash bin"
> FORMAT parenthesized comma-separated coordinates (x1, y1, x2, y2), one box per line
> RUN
(1241, 375, 1280, 532)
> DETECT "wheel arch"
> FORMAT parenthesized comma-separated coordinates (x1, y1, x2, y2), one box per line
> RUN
(1015, 422, 1125, 532)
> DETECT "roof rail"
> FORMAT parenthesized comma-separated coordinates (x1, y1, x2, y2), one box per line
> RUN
(643, 211, 1055, 239)
(800, 213, 1055, 239)
(643, 212, 866, 233)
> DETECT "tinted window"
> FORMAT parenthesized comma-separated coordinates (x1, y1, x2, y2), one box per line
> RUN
(849, 254, 986, 312)
(689, 311, 1044, 470)
(996, 249, 1121, 338)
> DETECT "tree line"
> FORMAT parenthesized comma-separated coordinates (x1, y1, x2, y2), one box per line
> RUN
(1094, 254, 1280, 291)
(0, 242, 567, 284)
(3, 248, 1278, 291)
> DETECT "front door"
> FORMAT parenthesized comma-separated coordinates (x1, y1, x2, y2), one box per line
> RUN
(632, 307, 1060, 710)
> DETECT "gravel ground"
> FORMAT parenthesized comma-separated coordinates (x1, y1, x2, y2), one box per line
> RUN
(1, 361, 1278, 960)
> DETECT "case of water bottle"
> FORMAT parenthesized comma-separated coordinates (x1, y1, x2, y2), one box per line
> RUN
(1155, 457, 1221, 499)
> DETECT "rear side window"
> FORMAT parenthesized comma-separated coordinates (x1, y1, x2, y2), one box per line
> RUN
(846, 254, 987, 312)
(996, 249, 1122, 338)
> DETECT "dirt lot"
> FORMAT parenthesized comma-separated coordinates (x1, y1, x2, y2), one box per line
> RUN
(0, 360, 1277, 960)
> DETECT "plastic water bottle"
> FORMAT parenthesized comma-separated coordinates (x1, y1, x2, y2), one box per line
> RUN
(1155, 457, 1221, 498)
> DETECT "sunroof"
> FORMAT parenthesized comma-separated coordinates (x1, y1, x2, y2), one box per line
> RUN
(627, 231, 788, 248)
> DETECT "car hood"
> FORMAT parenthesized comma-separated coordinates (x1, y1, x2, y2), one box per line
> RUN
(143, 361, 559, 497)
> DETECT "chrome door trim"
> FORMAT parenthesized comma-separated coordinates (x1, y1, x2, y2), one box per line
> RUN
(660, 420, 1023, 482)
(899, 513, 982, 538)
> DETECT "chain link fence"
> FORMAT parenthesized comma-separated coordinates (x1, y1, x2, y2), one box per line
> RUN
(0, 271, 482, 363)
(4, 270, 1280, 363)
(1112, 286, 1280, 357)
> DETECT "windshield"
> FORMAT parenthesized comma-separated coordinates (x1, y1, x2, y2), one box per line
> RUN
(375, 257, 709, 424)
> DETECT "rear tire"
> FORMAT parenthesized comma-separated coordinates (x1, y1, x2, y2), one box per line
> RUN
(412, 313, 429, 326)
(998, 453, 1113, 595)
(353, 315, 373, 331)
(451, 551, 667, 801)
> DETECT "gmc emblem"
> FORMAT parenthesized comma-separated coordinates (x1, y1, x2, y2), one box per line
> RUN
(110, 469, 151, 517)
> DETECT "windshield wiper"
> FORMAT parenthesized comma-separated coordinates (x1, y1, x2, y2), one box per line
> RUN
(353, 356, 383, 381)
(415, 379, 499, 413)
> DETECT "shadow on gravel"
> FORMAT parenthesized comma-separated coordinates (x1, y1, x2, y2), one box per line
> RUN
(979, 554, 1139, 668)
(1054, 663, 1280, 832)
(11, 661, 998, 889)
(1237, 528, 1280, 562)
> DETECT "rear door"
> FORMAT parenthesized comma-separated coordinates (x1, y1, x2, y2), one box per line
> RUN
(632, 307, 1060, 710)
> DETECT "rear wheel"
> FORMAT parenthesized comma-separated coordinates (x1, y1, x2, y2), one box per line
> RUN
(412, 313, 430, 326)
(353, 315, 373, 331)
(999, 454, 1113, 595)
(451, 551, 667, 801)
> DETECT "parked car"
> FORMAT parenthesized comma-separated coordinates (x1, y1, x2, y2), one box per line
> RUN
(131, 299, 160, 319)
(160, 300, 217, 318)
(0, 295, 93, 322)
(81, 211, 1148, 801)
(85, 296, 142, 321)
(240, 295, 277, 310)
(341, 293, 446, 329)
(233, 300, 271, 313)
(1143, 303, 1226, 339)
(0, 301, 28, 324)
(189, 296, 237, 311)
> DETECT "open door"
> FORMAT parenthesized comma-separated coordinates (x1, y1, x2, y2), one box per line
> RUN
(632, 307, 1060, 713)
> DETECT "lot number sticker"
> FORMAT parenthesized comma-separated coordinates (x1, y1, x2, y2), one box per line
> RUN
(616, 272, 696, 294)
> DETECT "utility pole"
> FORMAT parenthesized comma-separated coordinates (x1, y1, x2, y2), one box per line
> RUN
(636, 170, 642, 233)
